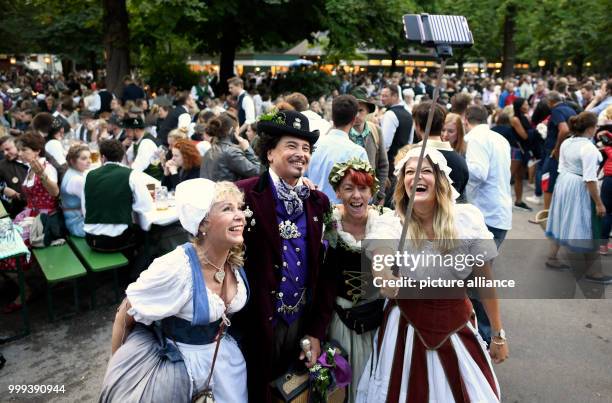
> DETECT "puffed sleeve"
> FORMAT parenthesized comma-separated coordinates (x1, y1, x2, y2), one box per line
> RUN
(455, 204, 498, 263)
(580, 142, 602, 182)
(364, 210, 402, 259)
(126, 247, 192, 325)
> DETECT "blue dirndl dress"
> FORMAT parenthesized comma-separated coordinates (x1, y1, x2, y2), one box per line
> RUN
(99, 243, 250, 402)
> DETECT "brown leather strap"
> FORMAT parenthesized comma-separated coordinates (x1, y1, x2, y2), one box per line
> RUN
(203, 264, 230, 391)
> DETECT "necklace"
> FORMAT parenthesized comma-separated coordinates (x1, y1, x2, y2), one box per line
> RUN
(201, 251, 226, 284)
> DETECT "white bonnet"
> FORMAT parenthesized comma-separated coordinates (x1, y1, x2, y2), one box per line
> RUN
(175, 178, 217, 236)
(393, 146, 460, 201)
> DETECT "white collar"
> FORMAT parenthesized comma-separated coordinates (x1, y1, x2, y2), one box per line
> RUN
(333, 206, 381, 249)
(103, 161, 127, 167)
(328, 128, 349, 138)
(269, 168, 303, 189)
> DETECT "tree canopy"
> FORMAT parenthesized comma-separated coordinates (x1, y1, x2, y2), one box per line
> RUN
(0, 0, 608, 85)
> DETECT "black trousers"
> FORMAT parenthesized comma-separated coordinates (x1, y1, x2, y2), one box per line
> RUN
(85, 228, 138, 253)
(271, 315, 306, 379)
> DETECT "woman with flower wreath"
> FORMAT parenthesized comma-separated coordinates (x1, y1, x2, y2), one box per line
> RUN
(323, 157, 388, 403)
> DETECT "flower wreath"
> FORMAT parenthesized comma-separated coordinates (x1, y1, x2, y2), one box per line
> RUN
(328, 157, 379, 194)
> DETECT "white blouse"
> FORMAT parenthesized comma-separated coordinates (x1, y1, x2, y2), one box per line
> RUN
(126, 246, 247, 325)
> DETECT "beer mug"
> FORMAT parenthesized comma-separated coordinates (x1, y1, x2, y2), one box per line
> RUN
(89, 142, 100, 164)
(156, 186, 169, 211)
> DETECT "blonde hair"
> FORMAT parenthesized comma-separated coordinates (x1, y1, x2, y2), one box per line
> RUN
(603, 105, 612, 121)
(393, 153, 457, 253)
(168, 127, 189, 143)
(444, 112, 467, 155)
(194, 181, 245, 268)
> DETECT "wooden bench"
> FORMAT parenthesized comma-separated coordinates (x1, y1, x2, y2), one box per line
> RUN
(32, 244, 87, 321)
(68, 236, 128, 307)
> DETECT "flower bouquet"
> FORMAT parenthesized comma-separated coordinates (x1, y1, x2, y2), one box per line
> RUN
(308, 343, 351, 403)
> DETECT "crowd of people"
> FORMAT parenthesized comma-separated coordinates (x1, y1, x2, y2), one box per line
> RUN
(1, 66, 611, 402)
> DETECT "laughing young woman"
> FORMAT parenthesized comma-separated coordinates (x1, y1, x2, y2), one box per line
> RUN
(100, 179, 250, 402)
(356, 147, 508, 403)
(323, 158, 387, 403)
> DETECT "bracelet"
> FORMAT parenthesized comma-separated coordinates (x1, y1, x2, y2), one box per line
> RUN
(492, 339, 506, 346)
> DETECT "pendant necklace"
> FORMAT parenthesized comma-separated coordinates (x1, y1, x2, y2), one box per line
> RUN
(201, 251, 226, 283)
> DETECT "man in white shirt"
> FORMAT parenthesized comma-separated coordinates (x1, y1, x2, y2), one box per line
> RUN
(285, 92, 332, 135)
(82, 139, 153, 252)
(228, 77, 255, 132)
(380, 84, 414, 206)
(463, 105, 512, 245)
(306, 95, 368, 203)
(124, 117, 163, 180)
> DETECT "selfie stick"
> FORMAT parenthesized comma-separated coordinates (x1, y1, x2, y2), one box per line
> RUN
(397, 14, 473, 253)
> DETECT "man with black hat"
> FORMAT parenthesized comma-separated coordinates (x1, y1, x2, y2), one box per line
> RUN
(74, 110, 96, 143)
(350, 89, 388, 204)
(124, 116, 163, 180)
(234, 110, 335, 402)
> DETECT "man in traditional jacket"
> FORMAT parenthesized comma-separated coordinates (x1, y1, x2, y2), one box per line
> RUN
(235, 110, 336, 402)
(124, 116, 163, 180)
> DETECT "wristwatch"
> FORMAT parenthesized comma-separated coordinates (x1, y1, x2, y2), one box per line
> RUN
(492, 328, 506, 340)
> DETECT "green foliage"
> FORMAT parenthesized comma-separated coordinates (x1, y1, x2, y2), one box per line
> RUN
(324, 0, 417, 62)
(515, 0, 610, 72)
(0, 0, 103, 64)
(272, 69, 340, 100)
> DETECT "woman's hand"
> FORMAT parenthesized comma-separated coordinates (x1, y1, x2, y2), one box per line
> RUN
(30, 158, 45, 176)
(302, 177, 318, 190)
(166, 160, 178, 175)
(489, 339, 509, 364)
(234, 130, 250, 151)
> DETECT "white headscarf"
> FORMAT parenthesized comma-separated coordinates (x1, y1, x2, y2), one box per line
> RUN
(393, 146, 460, 201)
(175, 178, 217, 236)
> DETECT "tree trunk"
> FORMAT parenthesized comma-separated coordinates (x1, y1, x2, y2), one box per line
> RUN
(60, 58, 73, 75)
(218, 30, 239, 95)
(90, 52, 98, 82)
(573, 54, 584, 79)
(456, 51, 465, 79)
(103, 0, 130, 97)
(389, 46, 399, 72)
(501, 4, 517, 78)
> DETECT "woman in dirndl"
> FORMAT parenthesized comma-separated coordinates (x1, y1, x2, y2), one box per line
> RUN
(545, 111, 610, 284)
(99, 178, 249, 402)
(356, 147, 509, 403)
(323, 157, 386, 403)
(1, 132, 59, 313)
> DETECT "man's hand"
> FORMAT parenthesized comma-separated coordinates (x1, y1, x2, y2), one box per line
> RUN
(551, 147, 560, 161)
(299, 335, 321, 368)
(3, 187, 20, 199)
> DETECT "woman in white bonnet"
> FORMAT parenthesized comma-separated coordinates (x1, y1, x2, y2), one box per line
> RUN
(100, 179, 249, 403)
(356, 146, 509, 403)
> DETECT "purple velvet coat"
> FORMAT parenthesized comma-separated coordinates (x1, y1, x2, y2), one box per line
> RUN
(235, 172, 335, 402)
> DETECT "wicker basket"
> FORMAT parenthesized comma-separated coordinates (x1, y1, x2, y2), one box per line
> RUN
(534, 209, 549, 231)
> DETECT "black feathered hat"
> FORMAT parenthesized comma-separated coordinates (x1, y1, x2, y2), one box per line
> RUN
(256, 109, 319, 143)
